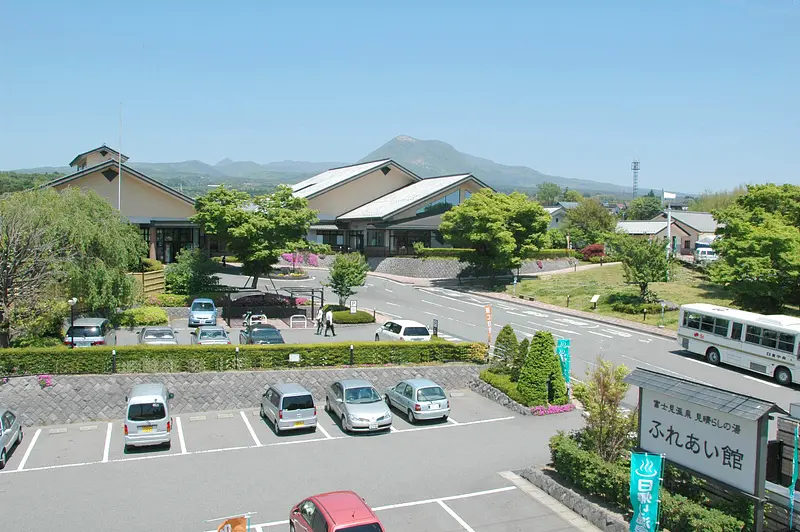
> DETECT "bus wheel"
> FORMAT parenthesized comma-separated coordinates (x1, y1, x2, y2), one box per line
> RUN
(705, 347, 720, 365)
(774, 366, 792, 386)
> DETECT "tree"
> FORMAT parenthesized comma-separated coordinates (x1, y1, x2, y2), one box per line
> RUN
(688, 186, 746, 212)
(573, 357, 637, 462)
(625, 196, 663, 220)
(564, 198, 616, 246)
(610, 233, 670, 300)
(439, 190, 549, 275)
(536, 181, 561, 205)
(545, 228, 568, 249)
(645, 189, 656, 197)
(165, 248, 220, 295)
(192, 185, 318, 288)
(493, 324, 518, 371)
(562, 188, 583, 203)
(517, 331, 566, 406)
(325, 253, 369, 306)
(512, 338, 529, 382)
(711, 184, 800, 312)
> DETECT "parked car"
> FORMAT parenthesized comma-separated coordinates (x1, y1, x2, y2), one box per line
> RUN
(385, 379, 450, 423)
(694, 247, 718, 265)
(190, 326, 231, 345)
(137, 326, 179, 346)
(375, 320, 431, 342)
(0, 407, 23, 469)
(240, 325, 285, 345)
(325, 379, 392, 433)
(64, 317, 117, 347)
(290, 491, 384, 532)
(188, 298, 218, 327)
(260, 383, 317, 433)
(123, 383, 174, 450)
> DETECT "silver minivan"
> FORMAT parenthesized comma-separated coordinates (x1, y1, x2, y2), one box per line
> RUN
(124, 383, 174, 450)
(260, 383, 317, 434)
(64, 317, 117, 347)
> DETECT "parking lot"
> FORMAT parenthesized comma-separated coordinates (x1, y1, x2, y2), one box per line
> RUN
(0, 390, 590, 532)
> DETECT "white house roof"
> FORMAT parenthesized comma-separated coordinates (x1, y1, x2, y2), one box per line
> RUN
(544, 206, 562, 214)
(616, 221, 668, 235)
(291, 159, 402, 199)
(338, 174, 474, 220)
(655, 211, 719, 233)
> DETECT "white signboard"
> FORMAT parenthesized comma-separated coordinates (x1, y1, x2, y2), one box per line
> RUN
(640, 389, 758, 494)
(350, 300, 357, 314)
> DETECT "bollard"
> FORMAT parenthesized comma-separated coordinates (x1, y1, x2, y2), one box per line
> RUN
(112, 349, 117, 374)
(373, 308, 376, 320)
(349, 344, 354, 365)
(235, 346, 239, 367)
(643, 308, 647, 321)
(567, 295, 570, 307)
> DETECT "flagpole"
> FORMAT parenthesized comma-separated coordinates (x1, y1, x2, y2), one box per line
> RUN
(118, 102, 123, 211)
(666, 204, 671, 282)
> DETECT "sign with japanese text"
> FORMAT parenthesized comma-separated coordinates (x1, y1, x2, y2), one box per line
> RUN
(349, 300, 357, 314)
(556, 339, 571, 384)
(629, 453, 663, 532)
(640, 389, 758, 494)
(484, 305, 492, 344)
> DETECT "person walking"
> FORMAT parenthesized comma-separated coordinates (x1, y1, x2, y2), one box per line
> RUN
(315, 307, 324, 335)
(324, 308, 336, 337)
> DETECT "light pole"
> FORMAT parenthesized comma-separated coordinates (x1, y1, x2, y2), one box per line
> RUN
(68, 298, 78, 349)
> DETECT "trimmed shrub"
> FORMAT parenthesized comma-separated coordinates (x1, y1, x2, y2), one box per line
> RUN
(549, 434, 744, 531)
(517, 331, 552, 406)
(512, 338, 529, 381)
(113, 306, 169, 328)
(0, 341, 488, 376)
(480, 369, 528, 405)
(610, 301, 664, 314)
(137, 258, 164, 272)
(165, 248, 220, 295)
(10, 336, 64, 348)
(332, 310, 375, 324)
(493, 324, 518, 370)
(146, 293, 190, 307)
(579, 243, 605, 261)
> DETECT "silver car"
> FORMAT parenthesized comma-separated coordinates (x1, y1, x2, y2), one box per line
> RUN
(138, 326, 179, 345)
(190, 326, 231, 345)
(188, 298, 217, 327)
(385, 379, 450, 423)
(325, 379, 392, 433)
(0, 408, 23, 469)
(64, 317, 117, 347)
(124, 383, 174, 450)
(260, 383, 317, 434)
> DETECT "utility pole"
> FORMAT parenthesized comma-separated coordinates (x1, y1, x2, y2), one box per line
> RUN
(118, 102, 123, 211)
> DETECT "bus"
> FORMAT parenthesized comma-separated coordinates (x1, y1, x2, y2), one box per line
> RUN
(677, 303, 800, 386)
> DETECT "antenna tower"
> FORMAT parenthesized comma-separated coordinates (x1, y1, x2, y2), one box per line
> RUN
(631, 159, 640, 199)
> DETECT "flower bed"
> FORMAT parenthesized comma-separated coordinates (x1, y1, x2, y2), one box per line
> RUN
(531, 403, 576, 416)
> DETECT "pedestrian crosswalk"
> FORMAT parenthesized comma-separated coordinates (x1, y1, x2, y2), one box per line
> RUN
(437, 332, 466, 343)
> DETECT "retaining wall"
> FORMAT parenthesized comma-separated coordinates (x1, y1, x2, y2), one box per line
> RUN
(0, 364, 482, 426)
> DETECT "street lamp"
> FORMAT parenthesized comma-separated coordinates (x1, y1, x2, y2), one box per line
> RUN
(68, 298, 78, 349)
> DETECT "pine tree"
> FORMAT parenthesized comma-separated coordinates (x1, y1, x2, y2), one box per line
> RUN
(493, 324, 518, 371)
(512, 338, 529, 382)
(517, 331, 551, 405)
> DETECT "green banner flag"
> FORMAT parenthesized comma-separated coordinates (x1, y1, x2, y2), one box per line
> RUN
(556, 338, 571, 384)
(630, 453, 663, 532)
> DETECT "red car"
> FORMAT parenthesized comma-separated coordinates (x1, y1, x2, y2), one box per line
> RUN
(289, 491, 384, 532)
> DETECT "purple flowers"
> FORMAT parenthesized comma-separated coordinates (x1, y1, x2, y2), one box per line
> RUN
(305, 254, 319, 267)
(531, 403, 575, 416)
(281, 253, 319, 267)
(38, 374, 53, 389)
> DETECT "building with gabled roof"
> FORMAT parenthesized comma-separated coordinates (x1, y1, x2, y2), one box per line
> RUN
(651, 211, 720, 255)
(42, 145, 201, 263)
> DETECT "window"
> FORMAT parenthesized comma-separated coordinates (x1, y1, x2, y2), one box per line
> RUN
(67, 326, 101, 338)
(416, 189, 463, 215)
(282, 395, 314, 411)
(128, 403, 166, 422)
(143, 329, 175, 340)
(402, 326, 430, 337)
(713, 318, 729, 337)
(300, 501, 317, 525)
(269, 389, 280, 407)
(366, 230, 385, 247)
(312, 510, 329, 532)
(417, 387, 446, 402)
(762, 329, 778, 349)
(344, 387, 381, 404)
(745, 325, 762, 345)
(684, 240, 690, 249)
(403, 385, 413, 399)
(683, 312, 728, 337)
(316, 231, 344, 247)
(744, 326, 793, 352)
(391, 323, 402, 334)
(700, 315, 715, 333)
(191, 302, 215, 311)
(731, 322, 743, 341)
(779, 333, 795, 353)
(2, 411, 15, 431)
(684, 312, 702, 330)
(337, 524, 383, 532)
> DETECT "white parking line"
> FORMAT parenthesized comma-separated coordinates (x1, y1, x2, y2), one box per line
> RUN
(742, 374, 780, 388)
(16, 428, 40, 471)
(384, 288, 393, 293)
(419, 310, 438, 317)
(372, 485, 517, 511)
(447, 417, 460, 425)
(204, 511, 258, 523)
(685, 358, 715, 368)
(506, 311, 527, 317)
(588, 330, 613, 338)
(176, 416, 188, 454)
(393, 416, 514, 433)
(385, 302, 402, 307)
(102, 422, 112, 463)
(389, 425, 399, 433)
(421, 299, 464, 312)
(240, 411, 262, 447)
(317, 424, 333, 440)
(437, 499, 476, 532)
(418, 289, 484, 308)
(377, 277, 410, 287)
(380, 310, 404, 319)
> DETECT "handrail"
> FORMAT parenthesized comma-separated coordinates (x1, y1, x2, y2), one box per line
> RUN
(289, 315, 308, 329)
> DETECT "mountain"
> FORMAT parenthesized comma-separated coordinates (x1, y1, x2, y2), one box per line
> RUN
(260, 161, 348, 174)
(360, 135, 630, 196)
(214, 158, 270, 178)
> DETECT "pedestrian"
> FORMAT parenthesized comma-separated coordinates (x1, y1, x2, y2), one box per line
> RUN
(324, 308, 336, 337)
(221, 255, 227, 268)
(315, 307, 324, 335)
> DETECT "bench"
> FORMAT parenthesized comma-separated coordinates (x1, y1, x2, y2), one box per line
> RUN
(590, 294, 600, 309)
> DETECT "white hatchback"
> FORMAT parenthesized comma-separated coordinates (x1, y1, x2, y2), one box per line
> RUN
(375, 320, 432, 342)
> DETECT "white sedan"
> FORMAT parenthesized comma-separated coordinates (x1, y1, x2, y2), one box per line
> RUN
(375, 320, 431, 342)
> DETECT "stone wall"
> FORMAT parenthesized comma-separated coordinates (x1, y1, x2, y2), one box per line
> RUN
(469, 378, 531, 415)
(0, 364, 482, 426)
(367, 257, 577, 279)
(520, 467, 629, 532)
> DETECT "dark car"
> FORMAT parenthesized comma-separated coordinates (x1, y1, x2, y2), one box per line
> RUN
(239, 325, 285, 345)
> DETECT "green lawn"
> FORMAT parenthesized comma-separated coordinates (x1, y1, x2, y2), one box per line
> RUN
(507, 263, 735, 330)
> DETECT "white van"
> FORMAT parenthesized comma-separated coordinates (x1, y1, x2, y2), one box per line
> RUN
(124, 383, 174, 450)
(694, 248, 718, 264)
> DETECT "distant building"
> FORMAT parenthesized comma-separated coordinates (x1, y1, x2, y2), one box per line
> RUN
(650, 211, 720, 255)
(543, 201, 580, 230)
(616, 221, 689, 247)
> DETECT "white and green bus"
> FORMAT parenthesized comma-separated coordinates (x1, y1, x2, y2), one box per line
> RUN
(678, 303, 800, 386)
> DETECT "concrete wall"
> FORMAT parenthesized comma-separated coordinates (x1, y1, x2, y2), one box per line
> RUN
(53, 169, 196, 219)
(0, 365, 482, 426)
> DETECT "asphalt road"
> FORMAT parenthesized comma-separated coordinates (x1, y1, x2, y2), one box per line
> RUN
(0, 391, 592, 532)
(217, 270, 800, 413)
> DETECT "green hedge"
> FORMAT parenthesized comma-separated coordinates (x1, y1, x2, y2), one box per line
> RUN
(0, 342, 488, 376)
(549, 434, 744, 532)
(480, 369, 529, 405)
(610, 301, 666, 315)
(146, 293, 190, 307)
(332, 310, 375, 324)
(112, 306, 170, 328)
(135, 258, 163, 272)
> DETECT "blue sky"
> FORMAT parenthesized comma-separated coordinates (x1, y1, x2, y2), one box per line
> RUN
(1, 0, 797, 193)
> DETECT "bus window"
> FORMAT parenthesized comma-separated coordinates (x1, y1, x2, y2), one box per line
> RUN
(778, 333, 795, 353)
(762, 329, 778, 349)
(700, 315, 715, 333)
(745, 325, 762, 345)
(731, 322, 743, 341)
(714, 318, 730, 337)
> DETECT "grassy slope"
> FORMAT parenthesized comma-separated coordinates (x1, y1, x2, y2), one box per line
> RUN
(508, 263, 734, 330)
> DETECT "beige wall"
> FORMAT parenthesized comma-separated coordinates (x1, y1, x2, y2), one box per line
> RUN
(307, 167, 417, 220)
(53, 169, 196, 219)
(83, 151, 121, 168)
(387, 182, 483, 221)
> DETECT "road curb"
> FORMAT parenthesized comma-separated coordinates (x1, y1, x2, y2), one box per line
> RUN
(456, 288, 678, 340)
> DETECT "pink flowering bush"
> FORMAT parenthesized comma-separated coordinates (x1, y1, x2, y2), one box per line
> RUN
(304, 253, 319, 267)
(531, 403, 575, 416)
(38, 374, 53, 389)
(281, 253, 302, 266)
